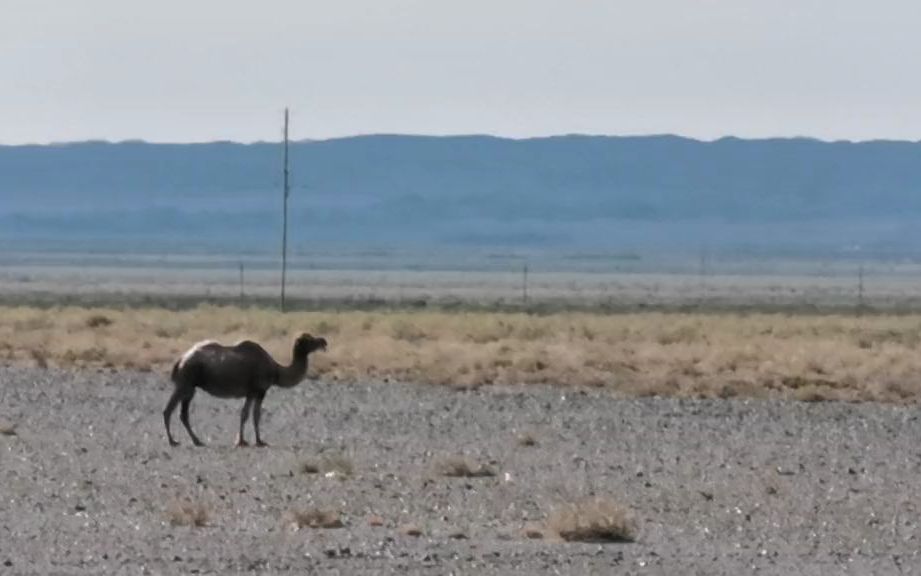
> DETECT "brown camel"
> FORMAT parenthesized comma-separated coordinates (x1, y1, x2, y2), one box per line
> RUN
(164, 333, 327, 447)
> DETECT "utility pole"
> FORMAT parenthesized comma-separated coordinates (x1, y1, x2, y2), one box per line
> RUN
(857, 263, 865, 315)
(699, 247, 708, 288)
(280, 108, 290, 312)
(522, 260, 529, 307)
(239, 260, 245, 302)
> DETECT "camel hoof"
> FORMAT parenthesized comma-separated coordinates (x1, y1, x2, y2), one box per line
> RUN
(168, 440, 179, 447)
(255, 440, 269, 448)
(192, 440, 205, 447)
(235, 440, 249, 448)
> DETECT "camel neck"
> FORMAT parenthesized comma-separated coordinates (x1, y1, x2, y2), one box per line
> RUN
(279, 352, 308, 388)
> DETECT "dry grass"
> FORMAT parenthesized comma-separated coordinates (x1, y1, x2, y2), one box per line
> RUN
(545, 497, 636, 543)
(166, 500, 210, 527)
(435, 455, 497, 478)
(3, 304, 921, 402)
(282, 508, 344, 530)
(85, 314, 113, 328)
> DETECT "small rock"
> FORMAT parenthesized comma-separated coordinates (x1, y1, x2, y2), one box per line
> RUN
(399, 524, 423, 537)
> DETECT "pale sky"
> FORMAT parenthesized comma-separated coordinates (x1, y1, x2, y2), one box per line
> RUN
(2, 0, 920, 144)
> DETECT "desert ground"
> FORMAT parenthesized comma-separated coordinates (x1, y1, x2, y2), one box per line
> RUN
(3, 256, 921, 574)
(2, 365, 921, 575)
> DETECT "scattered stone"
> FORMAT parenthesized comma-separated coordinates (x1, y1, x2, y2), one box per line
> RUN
(399, 524, 423, 537)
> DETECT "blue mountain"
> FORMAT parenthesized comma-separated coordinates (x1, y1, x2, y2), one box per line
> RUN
(2, 134, 920, 254)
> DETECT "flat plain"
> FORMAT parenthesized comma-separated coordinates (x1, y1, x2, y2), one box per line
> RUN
(2, 366, 921, 575)
(3, 255, 921, 574)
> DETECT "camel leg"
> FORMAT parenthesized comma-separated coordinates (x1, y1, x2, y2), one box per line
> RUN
(252, 391, 268, 447)
(163, 388, 183, 447)
(179, 389, 205, 447)
(236, 396, 254, 447)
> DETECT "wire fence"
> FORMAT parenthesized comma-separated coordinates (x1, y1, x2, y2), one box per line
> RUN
(4, 249, 921, 313)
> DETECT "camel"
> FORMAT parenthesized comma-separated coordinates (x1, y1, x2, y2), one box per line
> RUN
(164, 333, 327, 447)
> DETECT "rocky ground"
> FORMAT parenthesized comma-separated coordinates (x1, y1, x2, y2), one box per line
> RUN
(1, 366, 920, 574)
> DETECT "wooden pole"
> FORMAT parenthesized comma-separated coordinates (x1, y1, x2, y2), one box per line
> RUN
(239, 260, 245, 302)
(522, 260, 529, 307)
(857, 263, 865, 315)
(281, 108, 290, 312)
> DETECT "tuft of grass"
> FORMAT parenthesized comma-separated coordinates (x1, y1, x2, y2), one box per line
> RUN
(29, 348, 48, 369)
(516, 431, 538, 447)
(283, 508, 344, 530)
(794, 384, 831, 402)
(522, 523, 546, 539)
(545, 497, 636, 543)
(435, 455, 497, 478)
(85, 314, 113, 328)
(166, 500, 210, 527)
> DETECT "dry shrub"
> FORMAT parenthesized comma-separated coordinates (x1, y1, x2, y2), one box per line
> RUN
(656, 324, 699, 345)
(61, 347, 106, 365)
(283, 508, 344, 530)
(85, 314, 113, 328)
(167, 500, 210, 527)
(436, 456, 496, 478)
(516, 431, 538, 447)
(794, 384, 831, 403)
(313, 318, 340, 336)
(29, 348, 48, 369)
(546, 497, 636, 543)
(522, 523, 546, 539)
(873, 379, 918, 402)
(390, 320, 426, 343)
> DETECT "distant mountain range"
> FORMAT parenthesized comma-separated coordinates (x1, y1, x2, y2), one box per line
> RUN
(2, 134, 921, 255)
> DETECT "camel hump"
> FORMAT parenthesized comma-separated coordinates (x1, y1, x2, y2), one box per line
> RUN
(231, 339, 275, 362)
(176, 340, 220, 371)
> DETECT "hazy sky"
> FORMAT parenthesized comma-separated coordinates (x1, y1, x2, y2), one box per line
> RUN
(2, 0, 920, 144)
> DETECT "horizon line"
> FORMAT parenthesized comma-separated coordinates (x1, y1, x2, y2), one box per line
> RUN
(2, 132, 921, 147)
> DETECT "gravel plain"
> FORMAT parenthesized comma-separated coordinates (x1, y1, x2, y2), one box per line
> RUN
(2, 366, 921, 575)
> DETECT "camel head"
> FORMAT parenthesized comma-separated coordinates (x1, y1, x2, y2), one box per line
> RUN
(294, 333, 328, 357)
